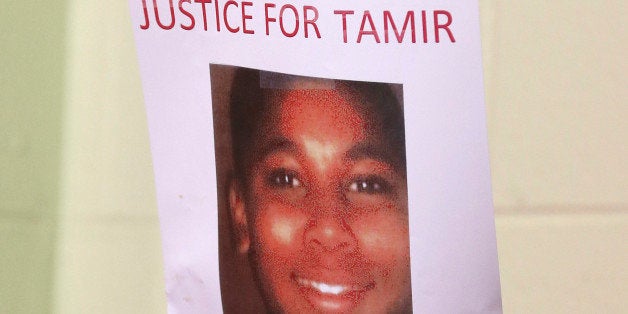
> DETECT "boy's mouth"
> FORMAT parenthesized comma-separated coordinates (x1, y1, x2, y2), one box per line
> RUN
(291, 272, 375, 312)
(294, 276, 374, 295)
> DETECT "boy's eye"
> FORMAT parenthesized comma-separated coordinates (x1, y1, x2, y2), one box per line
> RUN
(267, 169, 302, 188)
(348, 176, 391, 195)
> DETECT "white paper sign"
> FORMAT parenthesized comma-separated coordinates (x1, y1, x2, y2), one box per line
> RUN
(129, 0, 502, 313)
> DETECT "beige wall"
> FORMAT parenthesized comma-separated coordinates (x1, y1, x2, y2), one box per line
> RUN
(0, 2, 68, 313)
(0, 0, 625, 313)
(482, 1, 626, 208)
(51, 2, 165, 313)
(481, 1, 627, 312)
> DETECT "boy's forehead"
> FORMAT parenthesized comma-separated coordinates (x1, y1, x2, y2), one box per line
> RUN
(253, 93, 404, 170)
(267, 89, 367, 132)
(263, 85, 367, 117)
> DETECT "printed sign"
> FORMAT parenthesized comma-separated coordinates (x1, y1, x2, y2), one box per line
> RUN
(130, 1, 502, 313)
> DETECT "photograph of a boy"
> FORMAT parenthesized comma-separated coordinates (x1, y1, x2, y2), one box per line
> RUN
(212, 65, 412, 313)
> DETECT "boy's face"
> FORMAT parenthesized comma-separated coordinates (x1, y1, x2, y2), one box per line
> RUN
(233, 87, 411, 313)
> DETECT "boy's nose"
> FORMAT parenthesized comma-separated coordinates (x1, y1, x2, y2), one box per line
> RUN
(303, 215, 357, 252)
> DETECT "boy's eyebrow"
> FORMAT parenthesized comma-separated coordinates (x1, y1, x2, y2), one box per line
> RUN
(256, 137, 297, 160)
(345, 142, 393, 164)
(345, 142, 406, 173)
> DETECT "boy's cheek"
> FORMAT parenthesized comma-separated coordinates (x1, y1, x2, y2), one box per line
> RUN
(253, 202, 308, 254)
(352, 213, 410, 260)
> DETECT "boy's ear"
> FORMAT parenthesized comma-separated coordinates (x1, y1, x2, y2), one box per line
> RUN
(229, 180, 250, 254)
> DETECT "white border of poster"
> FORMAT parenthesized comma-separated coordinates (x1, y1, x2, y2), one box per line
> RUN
(129, 0, 502, 312)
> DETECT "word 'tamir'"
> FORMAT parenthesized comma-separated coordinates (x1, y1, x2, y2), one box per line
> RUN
(334, 10, 456, 44)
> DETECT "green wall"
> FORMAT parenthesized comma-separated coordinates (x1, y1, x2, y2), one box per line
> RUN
(0, 2, 67, 313)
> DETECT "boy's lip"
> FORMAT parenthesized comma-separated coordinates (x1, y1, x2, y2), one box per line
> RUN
(291, 272, 375, 312)
(293, 275, 375, 295)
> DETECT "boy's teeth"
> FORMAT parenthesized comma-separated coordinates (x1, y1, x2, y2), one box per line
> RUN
(314, 282, 345, 295)
(297, 278, 348, 295)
